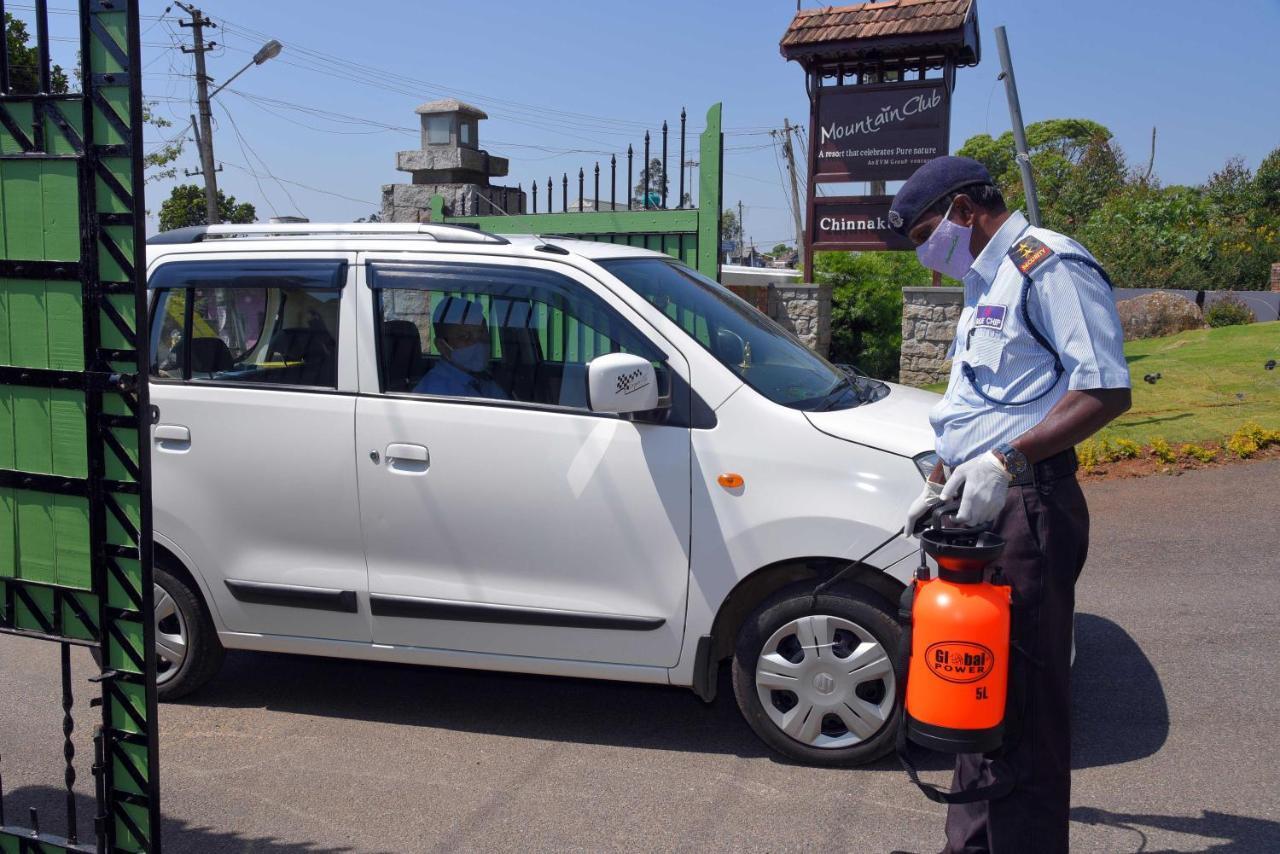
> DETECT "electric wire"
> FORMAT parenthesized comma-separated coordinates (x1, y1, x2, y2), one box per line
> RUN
(217, 103, 280, 218)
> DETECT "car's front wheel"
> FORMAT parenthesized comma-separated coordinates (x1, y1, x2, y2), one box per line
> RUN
(732, 584, 902, 766)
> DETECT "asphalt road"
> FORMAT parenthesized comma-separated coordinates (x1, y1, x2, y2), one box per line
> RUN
(3, 460, 1278, 853)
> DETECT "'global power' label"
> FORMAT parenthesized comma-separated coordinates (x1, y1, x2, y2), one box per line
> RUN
(925, 641, 996, 684)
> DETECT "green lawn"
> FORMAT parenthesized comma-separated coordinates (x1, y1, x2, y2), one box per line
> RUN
(923, 321, 1280, 445)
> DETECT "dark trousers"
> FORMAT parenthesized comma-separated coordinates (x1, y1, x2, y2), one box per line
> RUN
(943, 473, 1090, 854)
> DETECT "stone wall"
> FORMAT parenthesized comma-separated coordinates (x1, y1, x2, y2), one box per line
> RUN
(380, 183, 524, 224)
(900, 286, 962, 387)
(769, 284, 832, 356)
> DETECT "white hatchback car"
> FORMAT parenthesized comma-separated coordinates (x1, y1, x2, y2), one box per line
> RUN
(143, 222, 939, 766)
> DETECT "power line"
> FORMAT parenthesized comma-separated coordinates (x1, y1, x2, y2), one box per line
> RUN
(218, 102, 305, 216)
(217, 102, 280, 218)
(219, 161, 377, 207)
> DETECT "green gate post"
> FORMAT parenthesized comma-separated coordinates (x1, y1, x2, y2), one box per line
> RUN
(0, 1, 157, 851)
(432, 104, 725, 281)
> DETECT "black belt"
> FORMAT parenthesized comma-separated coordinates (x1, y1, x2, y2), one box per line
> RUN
(1010, 448, 1078, 487)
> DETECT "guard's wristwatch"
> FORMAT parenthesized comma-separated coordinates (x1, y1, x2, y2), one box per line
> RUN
(993, 442, 1029, 480)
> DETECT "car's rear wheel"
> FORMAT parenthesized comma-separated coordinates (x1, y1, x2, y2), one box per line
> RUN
(92, 565, 223, 700)
(732, 584, 902, 766)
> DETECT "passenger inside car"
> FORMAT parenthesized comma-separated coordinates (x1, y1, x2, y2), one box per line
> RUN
(413, 296, 508, 400)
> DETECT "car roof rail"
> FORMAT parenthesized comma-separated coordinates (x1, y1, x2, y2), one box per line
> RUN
(146, 222, 510, 246)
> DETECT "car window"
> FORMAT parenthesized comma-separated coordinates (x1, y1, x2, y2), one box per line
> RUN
(369, 261, 666, 409)
(599, 258, 861, 410)
(148, 259, 345, 389)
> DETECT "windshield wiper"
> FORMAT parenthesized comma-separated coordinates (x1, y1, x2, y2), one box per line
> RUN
(816, 376, 856, 411)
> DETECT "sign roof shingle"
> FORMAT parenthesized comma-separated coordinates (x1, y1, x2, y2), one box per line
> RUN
(781, 0, 973, 48)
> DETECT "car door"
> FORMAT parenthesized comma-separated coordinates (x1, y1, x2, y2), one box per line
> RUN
(354, 255, 691, 667)
(148, 253, 370, 642)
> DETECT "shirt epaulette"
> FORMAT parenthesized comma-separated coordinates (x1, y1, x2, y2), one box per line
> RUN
(1008, 235, 1055, 276)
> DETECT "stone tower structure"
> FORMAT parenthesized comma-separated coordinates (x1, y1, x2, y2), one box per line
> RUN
(381, 98, 525, 222)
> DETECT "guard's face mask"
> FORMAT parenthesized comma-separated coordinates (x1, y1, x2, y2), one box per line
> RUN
(916, 199, 975, 280)
(446, 341, 489, 373)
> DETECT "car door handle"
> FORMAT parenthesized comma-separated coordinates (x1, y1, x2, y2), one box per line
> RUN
(154, 424, 191, 452)
(385, 443, 429, 474)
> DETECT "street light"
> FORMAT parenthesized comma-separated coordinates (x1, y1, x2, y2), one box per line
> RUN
(209, 39, 284, 100)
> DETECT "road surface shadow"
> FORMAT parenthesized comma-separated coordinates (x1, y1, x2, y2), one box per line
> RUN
(1072, 612, 1169, 770)
(1071, 805, 1280, 853)
(2, 787, 361, 854)
(178, 611, 1164, 768)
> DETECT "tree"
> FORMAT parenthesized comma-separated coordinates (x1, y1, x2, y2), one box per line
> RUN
(5, 13, 69, 94)
(720, 208, 739, 244)
(816, 251, 935, 381)
(958, 118, 1125, 232)
(770, 243, 790, 256)
(1253, 147, 1280, 215)
(633, 158, 669, 206)
(354, 212, 382, 223)
(159, 184, 256, 231)
(143, 103, 184, 184)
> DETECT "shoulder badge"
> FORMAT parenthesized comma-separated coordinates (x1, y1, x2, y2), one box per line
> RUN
(1008, 235, 1055, 276)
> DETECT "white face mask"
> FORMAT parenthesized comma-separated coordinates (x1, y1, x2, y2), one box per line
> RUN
(915, 199, 975, 280)
(446, 341, 488, 373)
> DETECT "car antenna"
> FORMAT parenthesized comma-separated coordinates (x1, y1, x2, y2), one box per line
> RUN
(532, 234, 569, 255)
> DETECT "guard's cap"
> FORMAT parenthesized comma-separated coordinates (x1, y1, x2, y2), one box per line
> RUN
(889, 156, 993, 236)
(432, 296, 488, 328)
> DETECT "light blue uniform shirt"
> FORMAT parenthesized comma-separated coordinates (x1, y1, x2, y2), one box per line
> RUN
(413, 359, 507, 399)
(931, 211, 1130, 467)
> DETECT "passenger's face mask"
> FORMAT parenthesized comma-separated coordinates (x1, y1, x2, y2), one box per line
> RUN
(916, 199, 975, 280)
(446, 341, 488, 373)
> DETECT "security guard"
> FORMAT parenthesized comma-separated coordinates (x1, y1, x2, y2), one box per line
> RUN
(892, 156, 1131, 854)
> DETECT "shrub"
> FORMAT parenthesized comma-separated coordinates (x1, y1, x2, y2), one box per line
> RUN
(1149, 437, 1177, 464)
(1113, 438, 1141, 459)
(1115, 292, 1202, 340)
(1077, 439, 1101, 469)
(1204, 293, 1256, 327)
(817, 251, 932, 381)
(1180, 444, 1218, 463)
(1226, 433, 1259, 458)
(1224, 421, 1277, 457)
(1234, 421, 1278, 446)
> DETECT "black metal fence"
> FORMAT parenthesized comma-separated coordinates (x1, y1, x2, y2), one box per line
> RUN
(456, 108, 695, 217)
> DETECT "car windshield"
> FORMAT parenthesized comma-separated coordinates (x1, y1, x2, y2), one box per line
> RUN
(598, 257, 865, 411)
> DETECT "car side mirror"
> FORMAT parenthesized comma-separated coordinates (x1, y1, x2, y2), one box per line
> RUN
(715, 328, 745, 366)
(586, 353, 665, 414)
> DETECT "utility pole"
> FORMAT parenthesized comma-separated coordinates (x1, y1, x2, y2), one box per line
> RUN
(996, 26, 1041, 226)
(737, 199, 745, 265)
(778, 119, 806, 274)
(177, 3, 221, 225)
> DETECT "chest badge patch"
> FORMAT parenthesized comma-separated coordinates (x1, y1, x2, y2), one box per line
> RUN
(974, 303, 1007, 330)
(1008, 235, 1055, 275)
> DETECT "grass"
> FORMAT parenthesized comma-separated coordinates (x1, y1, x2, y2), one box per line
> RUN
(921, 321, 1280, 446)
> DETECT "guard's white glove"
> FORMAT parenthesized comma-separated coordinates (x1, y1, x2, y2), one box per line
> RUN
(940, 451, 1013, 527)
(905, 479, 945, 537)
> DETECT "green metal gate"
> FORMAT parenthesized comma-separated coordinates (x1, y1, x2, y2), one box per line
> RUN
(0, 0, 156, 851)
(431, 104, 724, 281)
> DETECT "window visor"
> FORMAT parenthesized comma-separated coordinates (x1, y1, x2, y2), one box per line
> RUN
(148, 258, 347, 290)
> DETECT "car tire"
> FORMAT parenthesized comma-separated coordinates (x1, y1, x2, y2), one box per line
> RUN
(732, 582, 903, 766)
(91, 565, 224, 701)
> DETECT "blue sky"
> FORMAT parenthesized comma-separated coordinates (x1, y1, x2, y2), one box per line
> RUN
(70, 0, 1280, 240)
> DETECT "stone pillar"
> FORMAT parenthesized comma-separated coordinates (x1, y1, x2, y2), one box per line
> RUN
(768, 283, 832, 357)
(900, 286, 963, 387)
(380, 98, 525, 223)
(1271, 262, 1280, 292)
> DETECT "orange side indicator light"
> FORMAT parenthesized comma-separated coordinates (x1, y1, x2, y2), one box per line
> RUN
(717, 473, 744, 489)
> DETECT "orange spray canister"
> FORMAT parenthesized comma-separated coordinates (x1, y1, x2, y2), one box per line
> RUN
(903, 514, 1012, 755)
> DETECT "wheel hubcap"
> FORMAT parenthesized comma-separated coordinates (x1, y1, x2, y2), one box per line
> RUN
(755, 614, 895, 749)
(153, 584, 188, 685)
